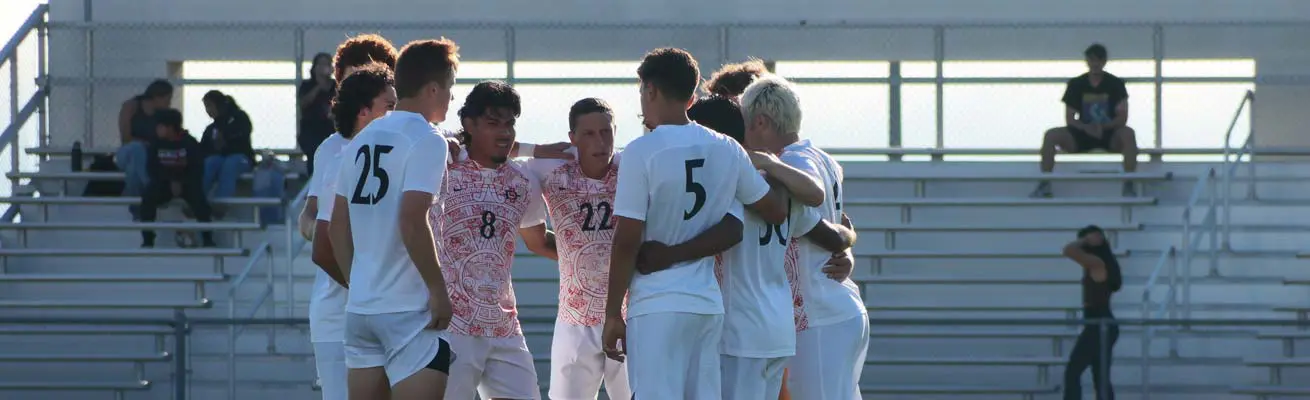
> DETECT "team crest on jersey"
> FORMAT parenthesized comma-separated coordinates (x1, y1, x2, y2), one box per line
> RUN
(541, 160, 624, 326)
(437, 159, 534, 337)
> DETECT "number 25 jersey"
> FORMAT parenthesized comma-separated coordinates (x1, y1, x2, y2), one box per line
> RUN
(333, 111, 448, 315)
(436, 158, 547, 337)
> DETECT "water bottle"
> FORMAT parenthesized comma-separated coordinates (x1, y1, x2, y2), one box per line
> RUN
(71, 141, 83, 172)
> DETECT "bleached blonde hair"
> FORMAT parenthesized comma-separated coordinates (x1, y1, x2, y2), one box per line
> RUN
(739, 74, 801, 135)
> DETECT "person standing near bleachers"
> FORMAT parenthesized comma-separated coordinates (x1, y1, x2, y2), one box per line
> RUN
(199, 90, 254, 202)
(1061, 225, 1122, 400)
(117, 79, 174, 218)
(1031, 43, 1141, 198)
(299, 52, 337, 177)
(298, 33, 400, 400)
(138, 108, 216, 248)
(740, 74, 866, 400)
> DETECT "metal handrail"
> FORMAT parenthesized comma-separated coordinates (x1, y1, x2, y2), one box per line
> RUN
(1179, 168, 1219, 325)
(284, 183, 312, 319)
(225, 240, 274, 400)
(0, 5, 45, 63)
(1222, 91, 1257, 249)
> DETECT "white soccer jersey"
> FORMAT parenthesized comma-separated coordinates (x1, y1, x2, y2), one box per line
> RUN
(436, 158, 547, 338)
(308, 133, 349, 343)
(614, 123, 772, 318)
(718, 200, 821, 358)
(333, 111, 449, 315)
(780, 139, 865, 327)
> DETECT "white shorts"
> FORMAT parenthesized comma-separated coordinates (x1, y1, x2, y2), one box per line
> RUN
(549, 320, 631, 400)
(343, 310, 451, 387)
(787, 315, 870, 400)
(444, 333, 541, 399)
(721, 355, 787, 400)
(312, 341, 347, 400)
(626, 312, 723, 400)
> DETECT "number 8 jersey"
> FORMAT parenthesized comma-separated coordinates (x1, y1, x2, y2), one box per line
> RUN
(333, 111, 449, 315)
(435, 157, 547, 337)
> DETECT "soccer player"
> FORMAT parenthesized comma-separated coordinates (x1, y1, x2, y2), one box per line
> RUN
(297, 33, 400, 400)
(523, 98, 632, 400)
(601, 47, 791, 400)
(638, 95, 857, 400)
(328, 38, 460, 400)
(438, 80, 557, 400)
(704, 59, 768, 99)
(742, 74, 867, 400)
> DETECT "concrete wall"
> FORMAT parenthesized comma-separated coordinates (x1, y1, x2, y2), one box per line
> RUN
(37, 0, 1310, 152)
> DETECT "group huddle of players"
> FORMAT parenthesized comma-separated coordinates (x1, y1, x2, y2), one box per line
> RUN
(298, 33, 867, 400)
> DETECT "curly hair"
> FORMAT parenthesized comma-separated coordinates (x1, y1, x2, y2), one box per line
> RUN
(333, 34, 399, 83)
(705, 59, 767, 97)
(331, 63, 394, 138)
(456, 80, 520, 145)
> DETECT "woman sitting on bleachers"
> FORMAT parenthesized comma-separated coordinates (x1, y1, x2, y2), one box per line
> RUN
(198, 90, 254, 201)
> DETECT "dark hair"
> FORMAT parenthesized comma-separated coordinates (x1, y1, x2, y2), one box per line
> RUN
(705, 59, 767, 97)
(309, 52, 333, 82)
(1084, 43, 1108, 60)
(688, 95, 745, 143)
(1077, 224, 1123, 292)
(201, 90, 240, 117)
(334, 34, 399, 83)
(568, 98, 614, 131)
(394, 39, 460, 99)
(456, 80, 520, 145)
(332, 63, 395, 138)
(154, 108, 184, 132)
(637, 48, 700, 102)
(143, 79, 174, 99)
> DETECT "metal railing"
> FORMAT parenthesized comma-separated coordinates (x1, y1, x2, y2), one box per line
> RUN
(225, 240, 276, 400)
(284, 183, 312, 319)
(1139, 245, 1175, 400)
(1181, 168, 1220, 322)
(1221, 90, 1257, 250)
(1, 5, 47, 220)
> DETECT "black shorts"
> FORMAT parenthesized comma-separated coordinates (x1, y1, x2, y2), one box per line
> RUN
(1067, 126, 1117, 153)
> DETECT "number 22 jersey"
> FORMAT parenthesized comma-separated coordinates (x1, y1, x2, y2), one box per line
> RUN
(333, 111, 448, 316)
(435, 157, 547, 337)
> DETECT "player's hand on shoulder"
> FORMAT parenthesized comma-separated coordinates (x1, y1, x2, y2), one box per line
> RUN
(635, 240, 674, 275)
(533, 142, 574, 160)
(822, 251, 854, 281)
(747, 150, 781, 170)
(426, 287, 453, 331)
(446, 138, 461, 161)
(601, 316, 627, 362)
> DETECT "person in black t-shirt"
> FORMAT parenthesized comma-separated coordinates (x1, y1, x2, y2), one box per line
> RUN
(140, 109, 216, 248)
(297, 52, 336, 177)
(1032, 44, 1140, 198)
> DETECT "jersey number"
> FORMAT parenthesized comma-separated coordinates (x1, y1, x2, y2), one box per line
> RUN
(833, 181, 842, 211)
(479, 211, 497, 239)
(580, 201, 614, 231)
(350, 145, 394, 205)
(759, 223, 788, 246)
(683, 159, 706, 220)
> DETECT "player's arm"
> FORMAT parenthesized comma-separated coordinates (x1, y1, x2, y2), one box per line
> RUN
(328, 195, 353, 280)
(636, 212, 743, 275)
(519, 224, 558, 260)
(751, 151, 824, 207)
(402, 135, 454, 327)
(510, 141, 573, 160)
(311, 220, 347, 287)
(605, 146, 649, 320)
(731, 145, 788, 225)
(298, 197, 318, 241)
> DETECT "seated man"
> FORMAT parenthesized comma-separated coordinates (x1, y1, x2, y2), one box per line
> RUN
(117, 79, 173, 218)
(1031, 43, 1140, 198)
(139, 108, 216, 248)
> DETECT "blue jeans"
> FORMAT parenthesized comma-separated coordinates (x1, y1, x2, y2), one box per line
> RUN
(203, 154, 252, 199)
(116, 141, 149, 219)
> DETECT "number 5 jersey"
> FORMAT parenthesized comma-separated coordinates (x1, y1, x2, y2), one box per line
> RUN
(434, 157, 547, 338)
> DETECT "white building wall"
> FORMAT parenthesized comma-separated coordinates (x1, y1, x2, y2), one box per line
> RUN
(38, 0, 1310, 151)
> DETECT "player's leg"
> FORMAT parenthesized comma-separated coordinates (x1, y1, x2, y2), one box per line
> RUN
(788, 315, 867, 400)
(721, 355, 770, 400)
(343, 313, 389, 400)
(478, 336, 541, 400)
(625, 313, 692, 399)
(312, 341, 349, 400)
(685, 313, 723, 400)
(762, 358, 788, 400)
(384, 311, 455, 400)
(1033, 127, 1080, 197)
(777, 369, 791, 400)
(441, 333, 486, 399)
(548, 320, 606, 400)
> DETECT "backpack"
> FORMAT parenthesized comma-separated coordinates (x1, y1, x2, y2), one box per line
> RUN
(82, 155, 125, 197)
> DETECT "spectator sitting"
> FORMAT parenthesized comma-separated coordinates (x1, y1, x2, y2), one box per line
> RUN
(140, 108, 216, 248)
(199, 90, 254, 201)
(1031, 43, 1140, 198)
(117, 79, 173, 218)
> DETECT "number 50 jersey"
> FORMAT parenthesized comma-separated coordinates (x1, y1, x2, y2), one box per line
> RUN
(333, 111, 448, 316)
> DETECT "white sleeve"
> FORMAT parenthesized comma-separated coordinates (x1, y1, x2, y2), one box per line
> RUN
(334, 145, 356, 198)
(612, 143, 649, 221)
(729, 142, 770, 205)
(727, 202, 745, 220)
(779, 151, 824, 181)
(307, 143, 333, 200)
(788, 203, 824, 237)
(524, 158, 566, 182)
(518, 172, 548, 228)
(315, 157, 338, 221)
(402, 134, 449, 194)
